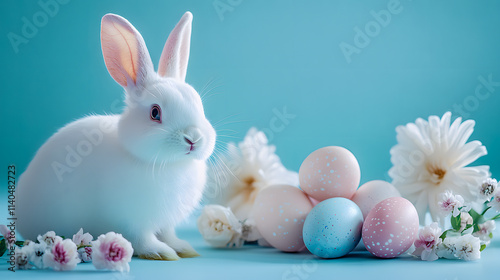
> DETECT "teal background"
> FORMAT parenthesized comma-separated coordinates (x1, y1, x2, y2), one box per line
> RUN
(1, 1, 500, 279)
(1, 0, 499, 186)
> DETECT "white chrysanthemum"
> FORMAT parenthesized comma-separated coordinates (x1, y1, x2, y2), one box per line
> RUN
(197, 205, 243, 248)
(207, 127, 299, 220)
(389, 112, 490, 224)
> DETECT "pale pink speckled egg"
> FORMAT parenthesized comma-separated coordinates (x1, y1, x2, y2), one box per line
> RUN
(362, 197, 419, 258)
(351, 180, 401, 219)
(253, 185, 313, 252)
(299, 146, 360, 201)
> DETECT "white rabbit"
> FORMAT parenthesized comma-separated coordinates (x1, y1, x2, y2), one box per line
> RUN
(16, 12, 215, 260)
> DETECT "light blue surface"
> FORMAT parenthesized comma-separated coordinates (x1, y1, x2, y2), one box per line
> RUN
(1, 0, 500, 279)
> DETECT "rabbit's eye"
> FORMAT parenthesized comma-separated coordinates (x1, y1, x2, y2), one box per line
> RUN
(150, 104, 162, 123)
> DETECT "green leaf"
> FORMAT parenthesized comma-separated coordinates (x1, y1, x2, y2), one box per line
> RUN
(462, 224, 473, 233)
(0, 239, 6, 257)
(481, 206, 492, 216)
(489, 232, 493, 239)
(451, 215, 461, 231)
(480, 244, 487, 252)
(440, 229, 456, 240)
(469, 208, 483, 224)
(491, 213, 500, 220)
(15, 241, 25, 247)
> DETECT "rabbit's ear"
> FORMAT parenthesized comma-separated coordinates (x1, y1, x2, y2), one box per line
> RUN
(101, 14, 154, 89)
(158, 12, 192, 82)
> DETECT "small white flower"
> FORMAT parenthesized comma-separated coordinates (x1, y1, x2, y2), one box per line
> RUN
(43, 239, 80, 271)
(473, 220, 496, 246)
(489, 192, 500, 212)
(37, 231, 62, 249)
(92, 232, 133, 272)
(197, 205, 243, 248)
(438, 191, 464, 218)
(479, 178, 497, 202)
(72, 228, 93, 247)
(78, 247, 93, 263)
(26, 242, 47, 269)
(389, 112, 490, 224)
(14, 246, 33, 270)
(454, 234, 481, 261)
(207, 128, 299, 220)
(437, 236, 459, 260)
(413, 222, 442, 261)
(459, 212, 474, 232)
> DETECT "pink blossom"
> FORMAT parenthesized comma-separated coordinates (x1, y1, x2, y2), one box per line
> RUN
(72, 228, 93, 247)
(43, 239, 80, 271)
(91, 232, 133, 272)
(0, 224, 15, 249)
(37, 231, 62, 249)
(78, 246, 93, 263)
(438, 191, 464, 218)
(473, 220, 496, 246)
(413, 222, 442, 261)
(489, 192, 500, 212)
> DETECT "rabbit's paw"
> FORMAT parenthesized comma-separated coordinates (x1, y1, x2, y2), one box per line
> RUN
(135, 235, 180, 261)
(138, 251, 180, 261)
(158, 229, 200, 258)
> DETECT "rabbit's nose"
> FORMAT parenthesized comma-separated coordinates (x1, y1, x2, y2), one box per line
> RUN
(182, 127, 202, 152)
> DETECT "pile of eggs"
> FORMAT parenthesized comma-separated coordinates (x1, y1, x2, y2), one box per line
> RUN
(253, 146, 419, 259)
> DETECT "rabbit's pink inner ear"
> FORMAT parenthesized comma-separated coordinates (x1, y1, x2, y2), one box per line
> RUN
(158, 11, 192, 81)
(101, 15, 141, 87)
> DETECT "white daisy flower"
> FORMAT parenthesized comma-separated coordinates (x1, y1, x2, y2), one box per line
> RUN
(389, 112, 490, 224)
(207, 127, 299, 220)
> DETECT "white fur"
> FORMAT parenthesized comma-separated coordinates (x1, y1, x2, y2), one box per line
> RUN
(16, 12, 214, 259)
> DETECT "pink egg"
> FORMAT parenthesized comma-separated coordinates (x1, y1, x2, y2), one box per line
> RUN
(362, 197, 419, 258)
(253, 185, 313, 252)
(351, 180, 401, 219)
(299, 146, 360, 201)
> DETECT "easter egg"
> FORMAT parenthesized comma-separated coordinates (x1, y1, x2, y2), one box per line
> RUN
(299, 146, 360, 201)
(362, 197, 419, 258)
(253, 185, 313, 252)
(303, 198, 363, 258)
(351, 180, 401, 219)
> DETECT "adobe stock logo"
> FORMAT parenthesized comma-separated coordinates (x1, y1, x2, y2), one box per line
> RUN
(339, 0, 408, 63)
(7, 0, 70, 54)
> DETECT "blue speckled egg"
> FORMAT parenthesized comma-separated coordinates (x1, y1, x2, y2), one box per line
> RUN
(303, 197, 363, 258)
